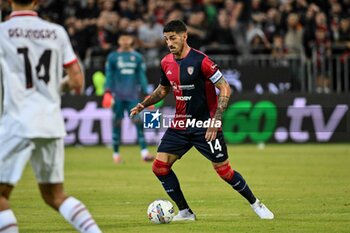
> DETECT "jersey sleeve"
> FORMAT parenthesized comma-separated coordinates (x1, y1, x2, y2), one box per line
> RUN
(137, 56, 149, 94)
(60, 27, 77, 67)
(159, 62, 171, 86)
(104, 53, 115, 92)
(201, 56, 223, 84)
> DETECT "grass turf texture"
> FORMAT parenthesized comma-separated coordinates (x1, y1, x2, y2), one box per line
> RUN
(11, 144, 350, 233)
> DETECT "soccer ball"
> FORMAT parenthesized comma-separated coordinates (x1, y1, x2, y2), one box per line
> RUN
(147, 200, 175, 224)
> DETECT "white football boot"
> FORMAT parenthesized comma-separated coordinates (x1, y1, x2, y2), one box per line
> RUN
(251, 199, 274, 219)
(172, 209, 196, 221)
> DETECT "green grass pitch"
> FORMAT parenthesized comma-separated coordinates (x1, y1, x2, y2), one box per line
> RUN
(11, 144, 350, 233)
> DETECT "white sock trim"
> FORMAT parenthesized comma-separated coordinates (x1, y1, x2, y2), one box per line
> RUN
(59, 197, 102, 233)
(59, 197, 81, 220)
(0, 209, 18, 232)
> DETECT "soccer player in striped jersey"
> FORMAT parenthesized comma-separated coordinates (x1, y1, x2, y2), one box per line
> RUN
(131, 20, 274, 221)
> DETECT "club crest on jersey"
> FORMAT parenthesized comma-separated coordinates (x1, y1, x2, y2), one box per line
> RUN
(187, 66, 194, 75)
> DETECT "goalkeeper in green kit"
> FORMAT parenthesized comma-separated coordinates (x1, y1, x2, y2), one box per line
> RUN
(102, 32, 155, 164)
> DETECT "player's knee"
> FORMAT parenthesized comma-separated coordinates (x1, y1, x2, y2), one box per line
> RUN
(131, 117, 142, 125)
(41, 192, 67, 210)
(152, 159, 172, 176)
(0, 184, 13, 199)
(214, 161, 234, 182)
(113, 119, 122, 127)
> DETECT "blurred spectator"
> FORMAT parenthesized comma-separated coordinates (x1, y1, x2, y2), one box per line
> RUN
(312, 27, 332, 93)
(263, 7, 282, 42)
(103, 11, 120, 40)
(166, 8, 185, 23)
(271, 34, 287, 59)
(186, 10, 207, 49)
(251, 0, 266, 26)
(37, 0, 63, 23)
(118, 0, 142, 20)
(118, 17, 135, 34)
(62, 0, 81, 21)
(146, 0, 168, 25)
(66, 17, 96, 60)
(207, 9, 236, 47)
(90, 15, 114, 51)
(178, 0, 199, 19)
(335, 17, 350, 44)
(224, 0, 243, 28)
(138, 15, 164, 65)
(100, 0, 116, 13)
(0, 0, 11, 21)
(284, 13, 303, 55)
(203, 0, 218, 25)
(246, 24, 271, 54)
(77, 0, 100, 19)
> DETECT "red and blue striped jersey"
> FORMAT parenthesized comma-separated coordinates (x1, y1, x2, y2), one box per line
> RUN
(160, 48, 223, 129)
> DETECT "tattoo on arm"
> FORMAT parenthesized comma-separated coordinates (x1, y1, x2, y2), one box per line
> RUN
(214, 96, 229, 121)
(213, 77, 231, 122)
(141, 85, 170, 108)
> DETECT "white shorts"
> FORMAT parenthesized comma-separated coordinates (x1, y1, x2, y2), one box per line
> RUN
(0, 131, 64, 185)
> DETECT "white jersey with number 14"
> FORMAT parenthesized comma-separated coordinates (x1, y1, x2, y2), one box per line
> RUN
(0, 10, 77, 138)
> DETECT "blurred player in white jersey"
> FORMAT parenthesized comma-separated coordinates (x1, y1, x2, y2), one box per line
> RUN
(0, 1, 102, 232)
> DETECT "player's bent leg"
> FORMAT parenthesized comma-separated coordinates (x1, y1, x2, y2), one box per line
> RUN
(0, 134, 32, 233)
(112, 119, 122, 164)
(39, 183, 102, 233)
(111, 99, 125, 164)
(0, 184, 18, 233)
(212, 160, 274, 219)
(0, 184, 14, 210)
(38, 183, 67, 210)
(213, 160, 256, 203)
(152, 153, 196, 221)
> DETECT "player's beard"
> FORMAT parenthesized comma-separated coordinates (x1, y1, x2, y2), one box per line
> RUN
(171, 40, 184, 58)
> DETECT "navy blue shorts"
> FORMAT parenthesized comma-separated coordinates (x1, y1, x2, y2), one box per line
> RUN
(157, 128, 228, 163)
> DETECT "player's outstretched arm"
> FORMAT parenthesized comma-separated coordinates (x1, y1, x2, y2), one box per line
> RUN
(205, 77, 231, 141)
(61, 62, 84, 94)
(130, 84, 171, 117)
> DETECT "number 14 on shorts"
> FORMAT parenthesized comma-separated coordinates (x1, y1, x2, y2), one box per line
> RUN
(207, 139, 222, 153)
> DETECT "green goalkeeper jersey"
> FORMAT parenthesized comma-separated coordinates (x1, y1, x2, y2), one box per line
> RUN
(105, 50, 148, 101)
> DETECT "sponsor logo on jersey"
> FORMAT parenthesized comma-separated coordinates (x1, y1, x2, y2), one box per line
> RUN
(187, 66, 194, 75)
(176, 96, 192, 101)
(178, 84, 195, 90)
(166, 70, 172, 75)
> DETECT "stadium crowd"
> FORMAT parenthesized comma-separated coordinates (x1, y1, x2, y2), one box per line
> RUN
(1, 0, 350, 92)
